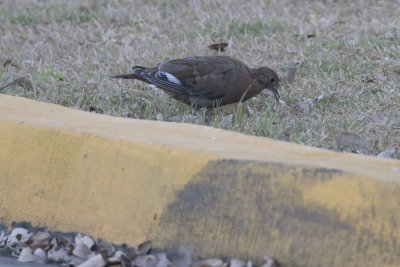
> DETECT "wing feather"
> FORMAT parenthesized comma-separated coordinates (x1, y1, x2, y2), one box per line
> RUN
(134, 56, 247, 101)
(134, 69, 189, 94)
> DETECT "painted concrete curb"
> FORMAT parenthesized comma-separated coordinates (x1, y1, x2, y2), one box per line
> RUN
(1, 94, 399, 266)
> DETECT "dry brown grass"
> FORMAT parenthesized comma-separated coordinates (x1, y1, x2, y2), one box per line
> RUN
(1, 0, 399, 158)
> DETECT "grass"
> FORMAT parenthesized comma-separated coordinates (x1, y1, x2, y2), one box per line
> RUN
(0, 0, 399, 159)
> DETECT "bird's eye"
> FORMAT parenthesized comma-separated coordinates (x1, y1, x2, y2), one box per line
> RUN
(270, 77, 275, 83)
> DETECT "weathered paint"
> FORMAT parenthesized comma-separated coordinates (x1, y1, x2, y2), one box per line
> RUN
(154, 160, 400, 266)
(0, 121, 212, 244)
(1, 94, 400, 266)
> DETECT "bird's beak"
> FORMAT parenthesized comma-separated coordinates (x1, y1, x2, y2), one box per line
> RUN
(272, 86, 281, 101)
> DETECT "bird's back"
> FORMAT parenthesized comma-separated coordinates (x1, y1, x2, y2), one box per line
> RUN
(112, 55, 271, 109)
(156, 56, 255, 107)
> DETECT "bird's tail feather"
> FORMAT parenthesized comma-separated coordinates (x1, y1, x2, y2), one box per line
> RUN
(110, 73, 138, 79)
(111, 66, 149, 82)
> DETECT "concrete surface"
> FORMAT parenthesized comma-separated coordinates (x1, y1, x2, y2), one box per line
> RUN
(1, 94, 400, 266)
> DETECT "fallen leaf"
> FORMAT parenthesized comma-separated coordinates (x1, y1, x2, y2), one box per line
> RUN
(97, 240, 115, 258)
(334, 132, 372, 153)
(33, 248, 47, 264)
(363, 114, 388, 124)
(124, 247, 138, 261)
(7, 228, 32, 245)
(75, 234, 94, 250)
(18, 247, 35, 262)
(67, 243, 75, 255)
(135, 254, 157, 267)
(377, 148, 398, 159)
(286, 67, 297, 84)
(138, 240, 152, 256)
(121, 254, 134, 267)
(107, 250, 124, 264)
(208, 43, 228, 52)
(73, 244, 93, 259)
(48, 247, 68, 262)
(29, 231, 51, 250)
(49, 237, 57, 247)
(155, 253, 170, 267)
(230, 258, 245, 267)
(168, 260, 190, 267)
(192, 258, 224, 267)
(168, 245, 193, 267)
(0, 231, 5, 243)
(72, 255, 88, 266)
(261, 256, 279, 267)
(77, 253, 106, 267)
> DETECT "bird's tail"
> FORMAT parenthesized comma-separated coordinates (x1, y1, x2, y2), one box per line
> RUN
(111, 66, 149, 82)
(110, 73, 138, 79)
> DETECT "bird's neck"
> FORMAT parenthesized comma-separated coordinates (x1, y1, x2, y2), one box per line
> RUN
(248, 68, 267, 94)
(249, 67, 261, 79)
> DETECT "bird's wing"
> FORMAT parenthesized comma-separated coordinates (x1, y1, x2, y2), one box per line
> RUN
(156, 56, 240, 100)
(132, 67, 189, 95)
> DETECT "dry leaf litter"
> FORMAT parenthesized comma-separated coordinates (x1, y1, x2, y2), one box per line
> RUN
(0, 224, 279, 267)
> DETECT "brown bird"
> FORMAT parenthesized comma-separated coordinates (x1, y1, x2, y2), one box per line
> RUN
(112, 55, 281, 109)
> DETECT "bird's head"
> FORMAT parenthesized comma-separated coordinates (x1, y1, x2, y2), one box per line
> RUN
(253, 67, 281, 101)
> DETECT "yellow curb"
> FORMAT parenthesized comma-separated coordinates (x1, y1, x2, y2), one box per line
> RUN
(1, 94, 399, 266)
